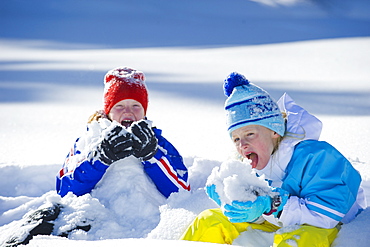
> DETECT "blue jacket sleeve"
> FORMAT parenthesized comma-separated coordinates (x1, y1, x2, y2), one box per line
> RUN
(142, 128, 190, 198)
(56, 138, 109, 197)
(283, 140, 362, 222)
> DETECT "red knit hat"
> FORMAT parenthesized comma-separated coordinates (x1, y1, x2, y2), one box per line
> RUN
(103, 66, 148, 115)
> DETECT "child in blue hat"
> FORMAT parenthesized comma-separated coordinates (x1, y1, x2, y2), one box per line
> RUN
(181, 72, 366, 246)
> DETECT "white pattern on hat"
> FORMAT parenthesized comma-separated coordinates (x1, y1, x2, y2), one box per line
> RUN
(224, 72, 285, 137)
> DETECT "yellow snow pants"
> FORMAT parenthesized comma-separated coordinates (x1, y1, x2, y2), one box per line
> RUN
(180, 209, 339, 247)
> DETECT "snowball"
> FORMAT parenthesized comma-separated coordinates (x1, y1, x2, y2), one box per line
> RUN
(206, 159, 273, 205)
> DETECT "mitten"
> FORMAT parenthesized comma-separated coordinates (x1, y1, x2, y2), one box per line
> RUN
(223, 195, 271, 223)
(206, 184, 221, 206)
(131, 120, 158, 161)
(223, 187, 289, 223)
(97, 125, 134, 165)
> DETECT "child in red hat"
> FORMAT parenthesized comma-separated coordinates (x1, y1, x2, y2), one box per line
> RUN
(57, 66, 190, 198)
(0, 67, 190, 246)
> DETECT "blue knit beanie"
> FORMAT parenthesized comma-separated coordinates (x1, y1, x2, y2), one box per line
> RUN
(224, 72, 285, 137)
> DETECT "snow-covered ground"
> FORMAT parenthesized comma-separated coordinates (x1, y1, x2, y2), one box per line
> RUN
(0, 0, 369, 246)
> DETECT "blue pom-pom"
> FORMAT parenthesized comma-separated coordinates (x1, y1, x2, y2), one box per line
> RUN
(223, 72, 250, 97)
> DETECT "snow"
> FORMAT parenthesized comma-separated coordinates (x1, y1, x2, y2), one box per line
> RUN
(1, 0, 370, 246)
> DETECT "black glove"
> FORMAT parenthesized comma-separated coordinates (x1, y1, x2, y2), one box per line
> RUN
(131, 120, 158, 161)
(97, 125, 134, 165)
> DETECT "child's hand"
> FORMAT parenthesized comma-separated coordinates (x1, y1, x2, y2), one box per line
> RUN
(223, 187, 289, 223)
(222, 196, 272, 223)
(97, 125, 134, 165)
(131, 120, 158, 161)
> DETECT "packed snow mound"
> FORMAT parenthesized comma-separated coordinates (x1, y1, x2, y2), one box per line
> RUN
(206, 159, 273, 205)
(60, 156, 166, 240)
(0, 157, 167, 244)
(0, 157, 221, 244)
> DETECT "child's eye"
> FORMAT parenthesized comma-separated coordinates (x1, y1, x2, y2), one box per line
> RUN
(233, 137, 240, 143)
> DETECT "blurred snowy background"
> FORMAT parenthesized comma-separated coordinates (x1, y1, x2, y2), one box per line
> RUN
(0, 0, 369, 246)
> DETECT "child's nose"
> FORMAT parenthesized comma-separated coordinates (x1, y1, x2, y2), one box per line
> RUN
(122, 106, 130, 113)
(240, 138, 249, 148)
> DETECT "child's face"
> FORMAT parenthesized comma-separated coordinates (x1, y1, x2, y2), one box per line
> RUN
(108, 99, 145, 128)
(231, 125, 280, 170)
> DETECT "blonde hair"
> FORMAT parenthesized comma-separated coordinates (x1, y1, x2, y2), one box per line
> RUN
(273, 111, 306, 152)
(87, 110, 108, 123)
(271, 112, 287, 153)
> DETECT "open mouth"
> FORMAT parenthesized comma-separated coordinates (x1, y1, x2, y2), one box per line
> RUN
(121, 120, 134, 128)
(246, 153, 258, 169)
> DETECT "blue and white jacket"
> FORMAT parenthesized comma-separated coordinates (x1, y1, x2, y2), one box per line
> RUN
(257, 93, 366, 228)
(56, 118, 190, 198)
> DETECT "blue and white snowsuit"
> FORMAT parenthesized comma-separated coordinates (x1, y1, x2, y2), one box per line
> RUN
(180, 93, 366, 246)
(56, 119, 190, 198)
(258, 93, 367, 228)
